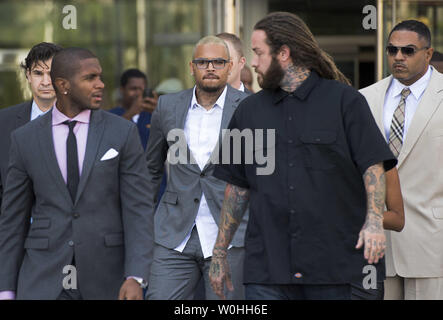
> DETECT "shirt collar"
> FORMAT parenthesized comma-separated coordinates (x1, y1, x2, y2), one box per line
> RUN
(272, 70, 319, 104)
(31, 100, 52, 121)
(390, 65, 432, 100)
(52, 104, 91, 126)
(190, 85, 228, 110)
(239, 82, 245, 92)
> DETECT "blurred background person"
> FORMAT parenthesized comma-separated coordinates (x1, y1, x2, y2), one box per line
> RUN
(216, 32, 251, 93)
(109, 68, 157, 149)
(0, 42, 62, 217)
(109, 68, 166, 202)
(241, 65, 254, 93)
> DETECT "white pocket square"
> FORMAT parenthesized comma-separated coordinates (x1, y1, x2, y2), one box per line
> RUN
(100, 148, 119, 161)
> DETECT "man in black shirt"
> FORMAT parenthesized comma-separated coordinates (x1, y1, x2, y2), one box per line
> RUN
(209, 12, 397, 300)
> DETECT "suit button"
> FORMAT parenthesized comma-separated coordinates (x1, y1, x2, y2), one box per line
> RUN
(194, 198, 200, 203)
(68, 241, 74, 247)
(73, 213, 79, 219)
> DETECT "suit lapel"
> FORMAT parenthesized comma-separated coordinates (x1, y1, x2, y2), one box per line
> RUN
(175, 89, 193, 130)
(372, 77, 393, 133)
(175, 89, 201, 173)
(202, 85, 241, 172)
(37, 111, 73, 205)
(74, 109, 105, 204)
(15, 101, 32, 129)
(220, 86, 239, 131)
(398, 72, 443, 167)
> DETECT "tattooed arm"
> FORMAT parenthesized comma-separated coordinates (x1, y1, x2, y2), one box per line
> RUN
(209, 183, 250, 299)
(355, 162, 386, 264)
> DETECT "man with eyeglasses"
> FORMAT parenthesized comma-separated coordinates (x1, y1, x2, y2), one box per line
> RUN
(144, 36, 248, 299)
(361, 20, 443, 300)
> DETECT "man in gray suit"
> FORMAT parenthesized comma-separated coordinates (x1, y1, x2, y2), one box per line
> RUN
(144, 36, 248, 300)
(0, 42, 62, 211)
(0, 48, 154, 300)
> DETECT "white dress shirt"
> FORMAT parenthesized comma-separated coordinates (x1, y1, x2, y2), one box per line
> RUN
(238, 82, 245, 92)
(174, 85, 228, 258)
(132, 114, 140, 124)
(30, 100, 52, 121)
(383, 66, 432, 141)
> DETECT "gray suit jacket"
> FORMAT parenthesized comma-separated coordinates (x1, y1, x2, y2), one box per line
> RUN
(144, 85, 249, 249)
(0, 109, 154, 299)
(0, 101, 32, 210)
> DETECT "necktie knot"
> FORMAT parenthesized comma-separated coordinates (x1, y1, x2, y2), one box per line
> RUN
(401, 87, 411, 99)
(63, 120, 77, 132)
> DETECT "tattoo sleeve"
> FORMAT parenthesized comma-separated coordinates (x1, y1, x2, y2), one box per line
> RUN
(362, 163, 386, 230)
(212, 183, 250, 258)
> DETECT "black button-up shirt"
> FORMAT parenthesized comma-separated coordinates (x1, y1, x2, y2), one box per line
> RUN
(213, 71, 396, 285)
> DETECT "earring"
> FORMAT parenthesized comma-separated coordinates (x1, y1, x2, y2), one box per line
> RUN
(64, 91, 68, 95)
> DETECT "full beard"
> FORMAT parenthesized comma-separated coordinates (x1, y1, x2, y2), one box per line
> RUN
(257, 57, 285, 90)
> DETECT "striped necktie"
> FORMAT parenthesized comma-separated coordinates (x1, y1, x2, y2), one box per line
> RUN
(389, 87, 411, 158)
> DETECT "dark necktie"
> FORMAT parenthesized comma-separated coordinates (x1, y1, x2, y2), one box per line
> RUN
(63, 120, 79, 202)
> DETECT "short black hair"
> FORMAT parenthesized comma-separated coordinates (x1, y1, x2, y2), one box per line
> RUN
(50, 47, 98, 92)
(388, 20, 431, 47)
(431, 51, 443, 62)
(120, 68, 147, 87)
(20, 42, 63, 75)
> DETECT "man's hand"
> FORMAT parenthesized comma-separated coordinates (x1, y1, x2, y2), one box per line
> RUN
(140, 91, 158, 114)
(356, 218, 386, 264)
(122, 95, 144, 120)
(209, 248, 233, 300)
(118, 278, 143, 300)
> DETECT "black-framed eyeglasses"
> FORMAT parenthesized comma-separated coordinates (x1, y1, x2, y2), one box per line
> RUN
(192, 58, 228, 70)
(386, 45, 429, 57)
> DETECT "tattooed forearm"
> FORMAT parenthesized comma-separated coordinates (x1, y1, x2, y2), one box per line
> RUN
(357, 163, 387, 264)
(363, 163, 386, 223)
(213, 183, 250, 254)
(280, 64, 311, 92)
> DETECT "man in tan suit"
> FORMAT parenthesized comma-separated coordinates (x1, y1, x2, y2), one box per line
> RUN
(360, 20, 443, 300)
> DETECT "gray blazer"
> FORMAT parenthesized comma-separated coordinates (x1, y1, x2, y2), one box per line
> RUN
(144, 85, 249, 249)
(0, 101, 32, 209)
(0, 109, 154, 299)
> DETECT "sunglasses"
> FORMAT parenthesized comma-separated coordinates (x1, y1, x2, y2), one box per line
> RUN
(386, 45, 428, 57)
(192, 58, 228, 70)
